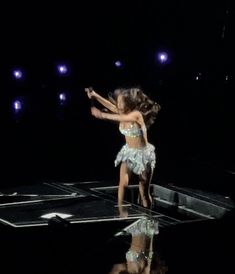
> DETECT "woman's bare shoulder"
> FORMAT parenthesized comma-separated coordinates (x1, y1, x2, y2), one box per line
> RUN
(129, 110, 144, 125)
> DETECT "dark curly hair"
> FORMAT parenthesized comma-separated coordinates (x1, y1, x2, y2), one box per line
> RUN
(109, 87, 161, 128)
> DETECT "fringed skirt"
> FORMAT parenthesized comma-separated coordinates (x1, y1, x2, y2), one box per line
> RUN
(125, 217, 159, 237)
(114, 143, 156, 175)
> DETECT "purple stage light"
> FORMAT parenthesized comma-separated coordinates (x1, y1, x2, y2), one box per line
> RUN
(13, 69, 23, 80)
(157, 52, 168, 63)
(59, 93, 66, 101)
(57, 64, 68, 75)
(154, 51, 170, 65)
(114, 60, 123, 68)
(58, 92, 67, 106)
(13, 100, 22, 112)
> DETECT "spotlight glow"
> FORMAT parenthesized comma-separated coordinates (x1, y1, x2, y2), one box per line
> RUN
(157, 52, 168, 64)
(14, 101, 21, 110)
(59, 93, 66, 101)
(195, 72, 202, 80)
(58, 92, 68, 106)
(41, 213, 73, 219)
(13, 69, 23, 79)
(12, 100, 23, 113)
(57, 64, 68, 75)
(114, 60, 123, 68)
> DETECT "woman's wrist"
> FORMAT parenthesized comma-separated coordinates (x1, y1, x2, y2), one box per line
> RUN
(101, 112, 105, 119)
(93, 91, 99, 99)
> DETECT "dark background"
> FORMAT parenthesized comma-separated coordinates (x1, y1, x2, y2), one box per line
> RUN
(0, 0, 234, 196)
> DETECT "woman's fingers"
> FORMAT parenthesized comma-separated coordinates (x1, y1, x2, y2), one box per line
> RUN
(85, 88, 92, 99)
(91, 107, 102, 118)
(91, 107, 97, 116)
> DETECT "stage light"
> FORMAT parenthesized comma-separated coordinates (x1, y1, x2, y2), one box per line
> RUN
(58, 92, 67, 105)
(160, 54, 167, 62)
(224, 75, 232, 84)
(114, 60, 123, 68)
(41, 212, 73, 219)
(12, 69, 23, 80)
(13, 100, 22, 112)
(195, 72, 202, 81)
(41, 213, 72, 228)
(59, 93, 66, 101)
(156, 52, 169, 64)
(56, 64, 69, 76)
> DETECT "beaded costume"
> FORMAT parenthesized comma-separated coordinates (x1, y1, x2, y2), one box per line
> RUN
(114, 123, 156, 175)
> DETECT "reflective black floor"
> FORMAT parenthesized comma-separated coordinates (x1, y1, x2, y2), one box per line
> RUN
(0, 181, 234, 274)
(1, 215, 234, 274)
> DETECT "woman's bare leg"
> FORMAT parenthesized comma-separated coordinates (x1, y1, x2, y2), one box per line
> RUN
(118, 162, 131, 206)
(138, 166, 153, 208)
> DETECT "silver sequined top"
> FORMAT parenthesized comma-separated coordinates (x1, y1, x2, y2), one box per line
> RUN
(119, 123, 147, 138)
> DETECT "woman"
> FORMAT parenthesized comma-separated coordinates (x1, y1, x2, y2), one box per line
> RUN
(108, 217, 167, 274)
(85, 87, 161, 210)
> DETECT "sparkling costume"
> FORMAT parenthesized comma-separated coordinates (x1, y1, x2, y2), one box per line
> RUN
(114, 123, 156, 175)
(125, 217, 159, 262)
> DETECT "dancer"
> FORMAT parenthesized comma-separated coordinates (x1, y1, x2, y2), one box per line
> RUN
(85, 87, 161, 210)
(109, 217, 167, 274)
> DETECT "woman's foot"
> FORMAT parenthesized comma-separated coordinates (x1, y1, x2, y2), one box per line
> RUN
(118, 205, 129, 218)
(137, 194, 152, 209)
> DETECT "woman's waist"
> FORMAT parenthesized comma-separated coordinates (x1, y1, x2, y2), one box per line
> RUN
(125, 138, 147, 149)
(124, 142, 154, 150)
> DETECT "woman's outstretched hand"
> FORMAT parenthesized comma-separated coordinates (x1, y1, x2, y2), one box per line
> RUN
(85, 87, 96, 99)
(91, 107, 103, 119)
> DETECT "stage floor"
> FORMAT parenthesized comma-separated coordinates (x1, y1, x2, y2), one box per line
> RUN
(0, 180, 234, 273)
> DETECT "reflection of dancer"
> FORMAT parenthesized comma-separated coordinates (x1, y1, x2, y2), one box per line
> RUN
(109, 218, 168, 274)
(85, 87, 161, 211)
